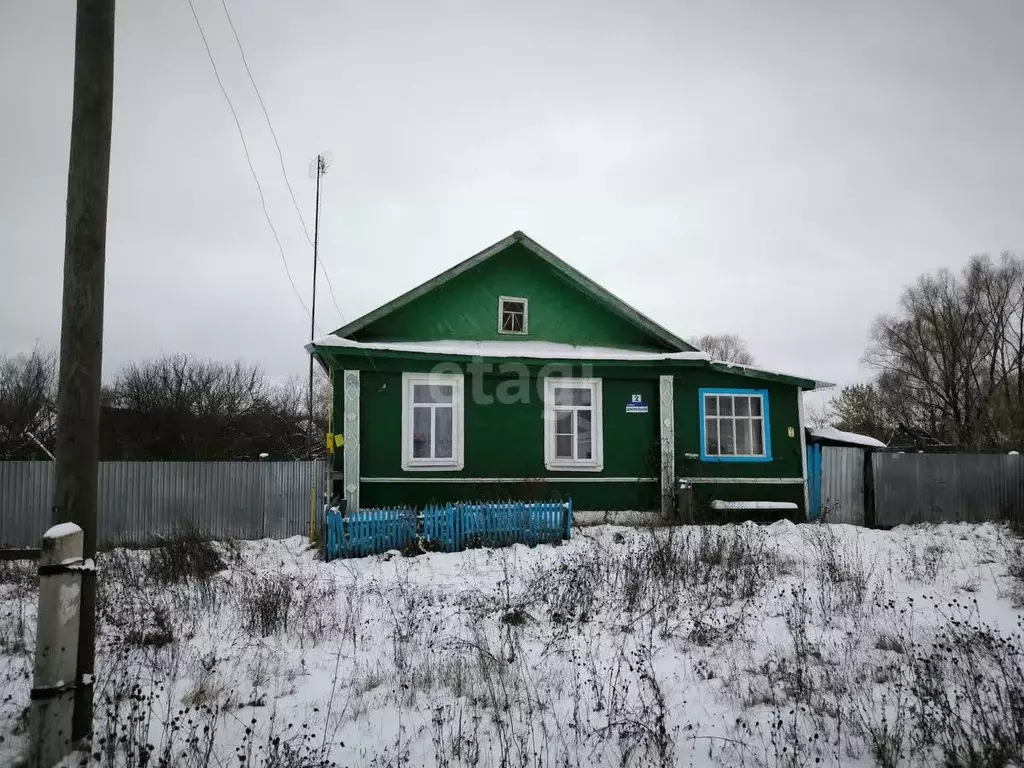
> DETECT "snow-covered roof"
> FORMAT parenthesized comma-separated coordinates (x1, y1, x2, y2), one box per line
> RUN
(809, 426, 887, 449)
(309, 337, 830, 388)
(710, 360, 835, 390)
(308, 337, 710, 361)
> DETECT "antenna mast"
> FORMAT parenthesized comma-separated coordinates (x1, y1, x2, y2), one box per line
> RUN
(308, 153, 329, 459)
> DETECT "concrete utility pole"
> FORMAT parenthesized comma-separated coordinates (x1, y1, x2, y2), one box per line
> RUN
(52, 0, 115, 744)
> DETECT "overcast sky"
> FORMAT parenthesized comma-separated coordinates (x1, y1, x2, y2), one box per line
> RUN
(2, 1, 1023, 392)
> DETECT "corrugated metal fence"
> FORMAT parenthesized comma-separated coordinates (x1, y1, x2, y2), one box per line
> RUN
(806, 446, 866, 526)
(873, 453, 1024, 527)
(821, 447, 865, 526)
(0, 461, 325, 548)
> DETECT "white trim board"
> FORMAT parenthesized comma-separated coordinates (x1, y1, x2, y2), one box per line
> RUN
(342, 370, 361, 511)
(359, 476, 657, 484)
(798, 389, 810, 513)
(678, 477, 804, 484)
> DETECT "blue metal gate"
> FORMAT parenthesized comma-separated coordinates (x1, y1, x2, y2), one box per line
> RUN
(806, 444, 823, 520)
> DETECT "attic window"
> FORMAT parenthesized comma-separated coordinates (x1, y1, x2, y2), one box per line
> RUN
(498, 296, 528, 335)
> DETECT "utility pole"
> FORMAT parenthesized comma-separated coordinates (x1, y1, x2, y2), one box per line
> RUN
(52, 0, 115, 744)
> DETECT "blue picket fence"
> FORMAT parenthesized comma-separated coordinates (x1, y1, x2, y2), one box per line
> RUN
(324, 499, 572, 561)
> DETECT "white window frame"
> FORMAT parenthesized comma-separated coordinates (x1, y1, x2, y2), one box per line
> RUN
(543, 377, 603, 472)
(401, 372, 465, 471)
(497, 295, 529, 335)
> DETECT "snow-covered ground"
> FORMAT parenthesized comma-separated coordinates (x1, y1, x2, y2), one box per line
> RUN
(1, 521, 1022, 767)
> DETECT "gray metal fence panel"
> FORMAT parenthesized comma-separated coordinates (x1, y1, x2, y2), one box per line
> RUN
(820, 447, 865, 525)
(873, 453, 1024, 527)
(0, 461, 325, 548)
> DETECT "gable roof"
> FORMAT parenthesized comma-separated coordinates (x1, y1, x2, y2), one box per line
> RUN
(330, 231, 697, 352)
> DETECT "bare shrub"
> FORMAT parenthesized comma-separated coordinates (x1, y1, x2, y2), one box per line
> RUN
(148, 531, 227, 585)
(809, 527, 876, 622)
(903, 537, 948, 584)
(909, 615, 1024, 765)
(240, 575, 294, 637)
(1008, 537, 1024, 607)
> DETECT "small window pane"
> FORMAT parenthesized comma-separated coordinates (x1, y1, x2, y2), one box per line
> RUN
(412, 407, 431, 458)
(736, 419, 751, 455)
(435, 407, 453, 458)
(555, 434, 573, 458)
(413, 384, 452, 404)
(735, 397, 750, 417)
(577, 435, 592, 460)
(705, 418, 719, 454)
(502, 300, 524, 314)
(719, 397, 734, 417)
(578, 410, 591, 440)
(752, 420, 764, 455)
(720, 421, 736, 455)
(554, 387, 592, 406)
(750, 396, 762, 417)
(502, 312, 524, 333)
(555, 410, 573, 435)
(705, 396, 718, 416)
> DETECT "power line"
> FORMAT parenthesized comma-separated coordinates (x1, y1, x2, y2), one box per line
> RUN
(184, 0, 320, 335)
(217, 0, 345, 327)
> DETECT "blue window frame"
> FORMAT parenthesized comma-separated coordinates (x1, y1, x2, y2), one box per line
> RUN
(698, 388, 772, 462)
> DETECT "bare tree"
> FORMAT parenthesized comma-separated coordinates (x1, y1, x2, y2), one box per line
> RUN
(803, 395, 835, 430)
(828, 383, 893, 442)
(0, 347, 57, 459)
(267, 372, 331, 460)
(103, 355, 293, 459)
(865, 252, 1024, 451)
(688, 333, 755, 365)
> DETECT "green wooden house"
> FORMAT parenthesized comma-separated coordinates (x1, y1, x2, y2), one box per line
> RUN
(308, 231, 829, 519)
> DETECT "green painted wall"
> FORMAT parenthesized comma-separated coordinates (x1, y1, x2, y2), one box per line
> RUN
(674, 370, 803, 480)
(328, 359, 807, 517)
(334, 362, 662, 510)
(352, 243, 675, 351)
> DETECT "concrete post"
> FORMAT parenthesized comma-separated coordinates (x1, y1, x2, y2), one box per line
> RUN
(30, 522, 86, 767)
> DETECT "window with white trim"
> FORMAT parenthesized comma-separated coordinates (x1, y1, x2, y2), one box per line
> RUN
(498, 296, 528, 335)
(544, 378, 603, 471)
(401, 372, 464, 470)
(701, 389, 770, 460)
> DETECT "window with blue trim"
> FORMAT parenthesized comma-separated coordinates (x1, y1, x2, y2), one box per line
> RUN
(700, 389, 771, 461)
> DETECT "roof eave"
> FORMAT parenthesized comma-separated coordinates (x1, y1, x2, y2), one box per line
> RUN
(309, 343, 708, 368)
(707, 361, 822, 390)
